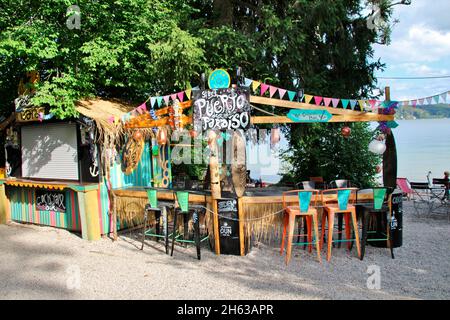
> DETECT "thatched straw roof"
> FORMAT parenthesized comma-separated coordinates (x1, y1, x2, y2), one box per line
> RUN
(76, 98, 136, 149)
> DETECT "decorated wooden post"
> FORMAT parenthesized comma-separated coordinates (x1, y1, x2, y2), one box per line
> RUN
(382, 87, 398, 189)
(208, 130, 222, 255)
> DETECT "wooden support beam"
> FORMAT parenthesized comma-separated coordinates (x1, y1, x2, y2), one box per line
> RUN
(250, 96, 365, 116)
(238, 197, 245, 256)
(251, 114, 395, 124)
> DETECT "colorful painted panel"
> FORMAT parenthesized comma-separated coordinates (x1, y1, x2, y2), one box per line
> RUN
(110, 142, 152, 189)
(8, 186, 81, 231)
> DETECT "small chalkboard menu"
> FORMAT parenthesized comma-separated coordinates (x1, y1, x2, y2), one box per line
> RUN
(36, 189, 66, 213)
(217, 198, 240, 255)
(193, 88, 251, 132)
(389, 192, 403, 248)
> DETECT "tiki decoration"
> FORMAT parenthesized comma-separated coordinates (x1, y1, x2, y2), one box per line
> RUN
(122, 135, 145, 175)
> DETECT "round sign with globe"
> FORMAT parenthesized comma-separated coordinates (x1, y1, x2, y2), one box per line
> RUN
(208, 69, 231, 89)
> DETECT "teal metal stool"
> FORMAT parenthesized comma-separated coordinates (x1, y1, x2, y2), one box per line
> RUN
(141, 188, 173, 254)
(170, 191, 209, 260)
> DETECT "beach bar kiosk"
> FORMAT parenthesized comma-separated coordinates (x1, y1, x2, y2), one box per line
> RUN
(0, 99, 156, 240)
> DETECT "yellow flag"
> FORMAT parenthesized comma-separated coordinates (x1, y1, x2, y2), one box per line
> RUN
(304, 94, 313, 104)
(252, 81, 261, 92)
(185, 89, 192, 100)
(358, 100, 366, 110)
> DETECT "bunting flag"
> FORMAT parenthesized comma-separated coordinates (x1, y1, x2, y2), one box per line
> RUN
(411, 100, 417, 108)
(332, 98, 340, 108)
(150, 97, 156, 108)
(288, 91, 296, 101)
(426, 97, 433, 105)
(350, 100, 358, 110)
(269, 86, 278, 98)
(244, 78, 253, 87)
(304, 94, 313, 104)
(156, 96, 163, 107)
(433, 95, 440, 104)
(440, 93, 447, 102)
(177, 91, 185, 102)
(358, 100, 366, 110)
(314, 96, 323, 106)
(260, 84, 270, 96)
(369, 100, 378, 110)
(341, 99, 350, 109)
(163, 95, 170, 106)
(278, 88, 287, 100)
(419, 98, 425, 105)
(185, 89, 192, 100)
(171, 93, 177, 101)
(323, 97, 332, 107)
(252, 81, 261, 92)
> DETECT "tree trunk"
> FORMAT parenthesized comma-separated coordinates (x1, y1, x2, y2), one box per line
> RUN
(213, 0, 234, 26)
(383, 131, 398, 190)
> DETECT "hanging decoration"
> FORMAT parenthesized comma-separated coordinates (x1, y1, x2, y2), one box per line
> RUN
(270, 127, 281, 150)
(368, 139, 387, 155)
(341, 126, 351, 138)
(157, 127, 168, 146)
(398, 90, 450, 107)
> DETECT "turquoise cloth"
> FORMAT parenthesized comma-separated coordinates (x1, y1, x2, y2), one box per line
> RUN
(298, 192, 312, 213)
(338, 190, 351, 210)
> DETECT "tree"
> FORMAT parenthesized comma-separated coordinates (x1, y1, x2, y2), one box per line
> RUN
(184, 0, 393, 186)
(0, 0, 205, 118)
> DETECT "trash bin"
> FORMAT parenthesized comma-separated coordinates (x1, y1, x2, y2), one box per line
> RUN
(369, 192, 403, 248)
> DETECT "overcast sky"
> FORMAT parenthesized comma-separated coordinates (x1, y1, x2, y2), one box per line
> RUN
(374, 0, 450, 101)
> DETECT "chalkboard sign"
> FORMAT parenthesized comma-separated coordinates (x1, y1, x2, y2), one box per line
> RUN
(389, 192, 403, 248)
(217, 198, 241, 255)
(36, 189, 66, 213)
(193, 88, 251, 132)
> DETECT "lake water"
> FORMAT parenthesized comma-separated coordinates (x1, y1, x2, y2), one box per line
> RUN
(393, 119, 450, 182)
(249, 119, 450, 184)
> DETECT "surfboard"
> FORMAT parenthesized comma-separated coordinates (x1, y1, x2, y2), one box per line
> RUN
(231, 131, 247, 198)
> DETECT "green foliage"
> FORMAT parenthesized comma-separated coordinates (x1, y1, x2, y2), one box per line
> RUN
(280, 123, 381, 188)
(0, 0, 203, 117)
(397, 104, 450, 120)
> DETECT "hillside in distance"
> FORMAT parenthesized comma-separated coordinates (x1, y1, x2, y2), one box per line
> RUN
(396, 104, 450, 120)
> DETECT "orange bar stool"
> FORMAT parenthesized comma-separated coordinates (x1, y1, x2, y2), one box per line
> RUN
(320, 188, 361, 261)
(280, 190, 321, 265)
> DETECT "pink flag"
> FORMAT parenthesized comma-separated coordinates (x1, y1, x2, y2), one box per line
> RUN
(411, 100, 417, 108)
(269, 86, 278, 98)
(260, 84, 270, 96)
(419, 98, 425, 105)
(177, 91, 185, 102)
(331, 98, 340, 108)
(314, 96, 323, 106)
(171, 94, 177, 101)
(163, 95, 170, 106)
(278, 88, 287, 99)
(369, 100, 377, 110)
(323, 98, 332, 107)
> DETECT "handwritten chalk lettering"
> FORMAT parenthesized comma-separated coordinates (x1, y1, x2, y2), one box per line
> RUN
(220, 223, 233, 237)
(194, 88, 251, 132)
(218, 199, 238, 213)
(36, 190, 66, 213)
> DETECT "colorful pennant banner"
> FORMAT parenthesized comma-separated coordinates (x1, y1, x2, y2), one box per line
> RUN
(399, 90, 450, 107)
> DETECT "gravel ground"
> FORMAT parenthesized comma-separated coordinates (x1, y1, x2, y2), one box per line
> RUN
(0, 202, 449, 300)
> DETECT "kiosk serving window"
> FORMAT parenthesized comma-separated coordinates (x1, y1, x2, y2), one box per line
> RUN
(21, 123, 79, 180)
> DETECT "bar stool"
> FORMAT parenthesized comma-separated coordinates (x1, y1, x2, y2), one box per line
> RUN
(356, 188, 395, 260)
(280, 190, 321, 265)
(171, 191, 209, 260)
(141, 188, 173, 254)
(321, 188, 361, 261)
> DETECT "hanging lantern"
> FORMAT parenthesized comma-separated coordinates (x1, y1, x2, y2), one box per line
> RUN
(157, 128, 168, 145)
(270, 127, 280, 148)
(369, 139, 387, 155)
(133, 130, 143, 141)
(341, 126, 351, 138)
